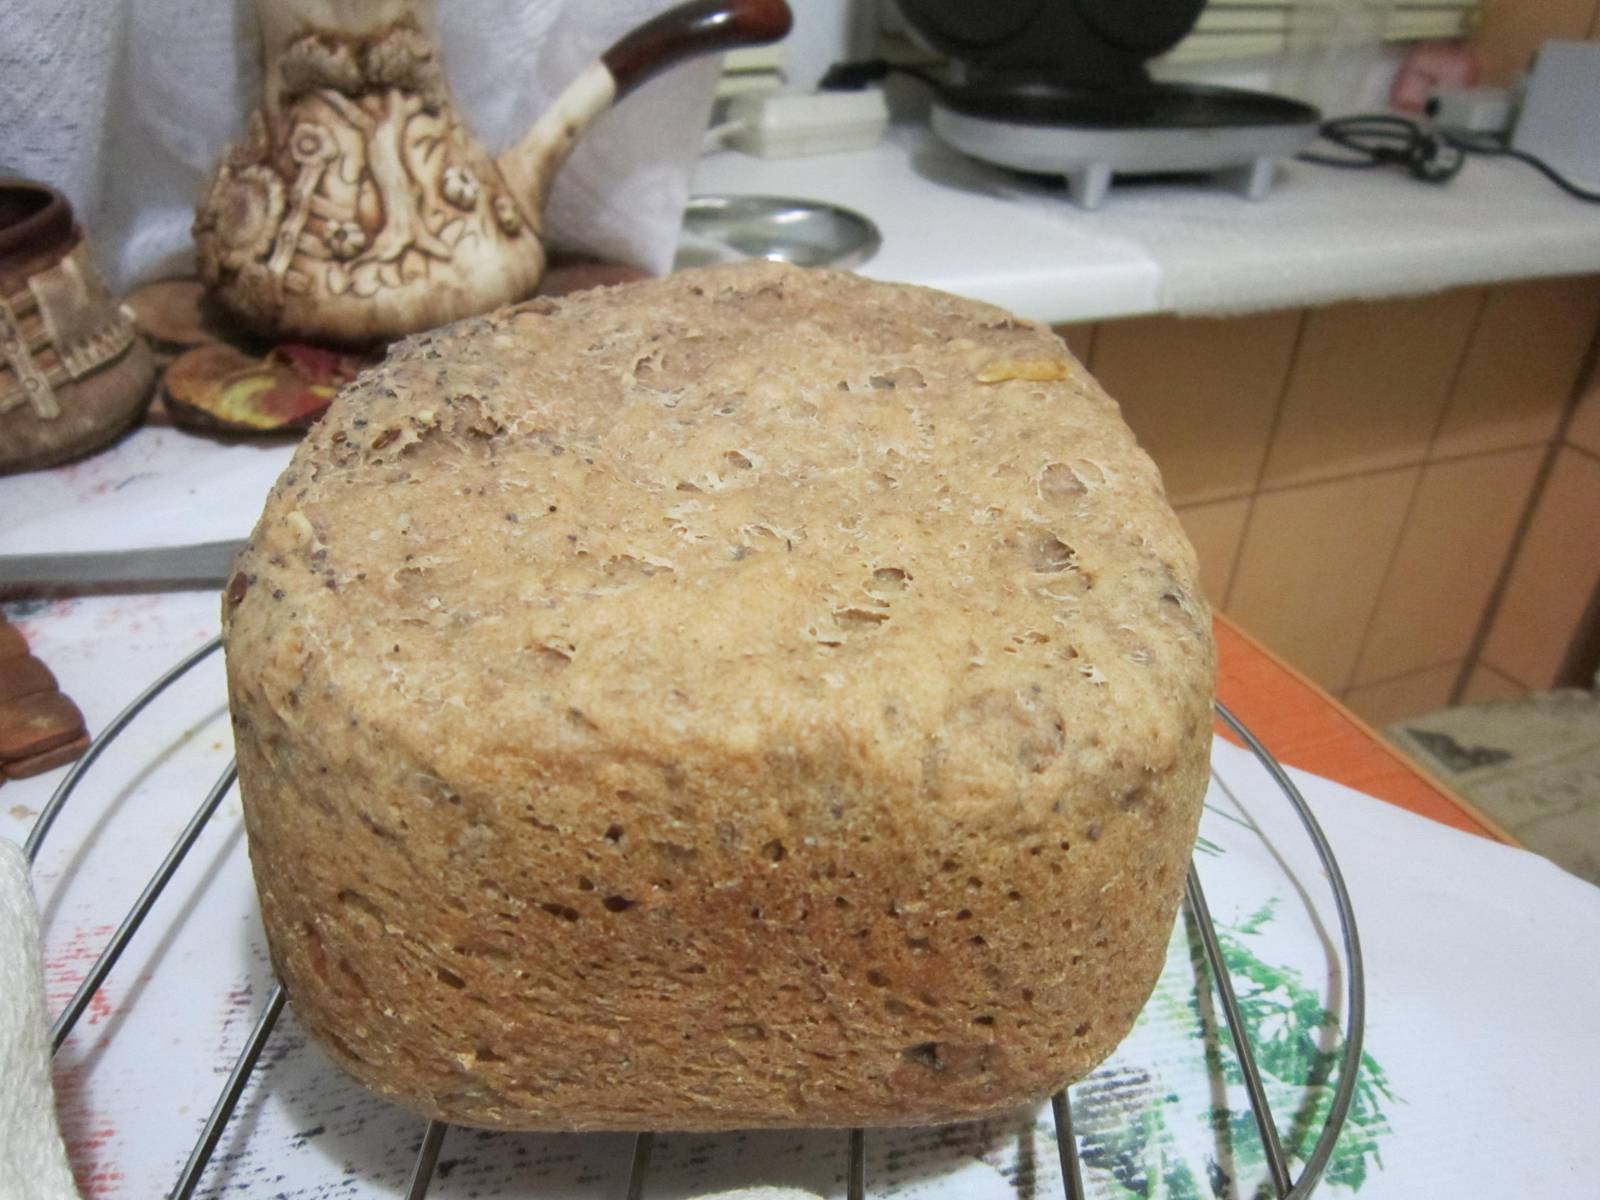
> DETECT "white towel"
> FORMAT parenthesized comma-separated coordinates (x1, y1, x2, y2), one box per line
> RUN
(0, 839, 83, 1200)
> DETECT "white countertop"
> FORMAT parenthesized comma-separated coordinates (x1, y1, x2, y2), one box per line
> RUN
(694, 123, 1600, 324)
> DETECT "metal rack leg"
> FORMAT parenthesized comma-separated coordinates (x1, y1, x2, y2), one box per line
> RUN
(1214, 699, 1367, 1199)
(1050, 1090, 1085, 1200)
(847, 1128, 865, 1200)
(624, 1131, 654, 1200)
(170, 983, 287, 1200)
(24, 636, 222, 864)
(51, 761, 239, 1053)
(405, 1121, 449, 1200)
(1186, 866, 1292, 1198)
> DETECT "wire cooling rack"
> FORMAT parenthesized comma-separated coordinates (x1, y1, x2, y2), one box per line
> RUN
(24, 636, 1364, 1200)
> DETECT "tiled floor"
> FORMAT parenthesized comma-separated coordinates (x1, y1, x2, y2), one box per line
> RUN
(1387, 687, 1600, 887)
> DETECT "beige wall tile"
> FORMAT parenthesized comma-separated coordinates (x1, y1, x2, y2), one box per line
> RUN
(1343, 663, 1461, 727)
(1174, 498, 1251, 608)
(1567, 356, 1600, 458)
(1460, 663, 1530, 705)
(1481, 447, 1600, 688)
(1228, 468, 1419, 692)
(1350, 446, 1544, 686)
(1054, 322, 1096, 365)
(1092, 309, 1302, 507)
(1432, 276, 1600, 459)
(1261, 290, 1482, 488)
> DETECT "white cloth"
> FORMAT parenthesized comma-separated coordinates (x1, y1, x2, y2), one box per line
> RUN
(0, 0, 718, 291)
(0, 839, 83, 1200)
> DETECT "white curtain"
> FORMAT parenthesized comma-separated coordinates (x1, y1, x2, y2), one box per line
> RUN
(1278, 0, 1399, 114)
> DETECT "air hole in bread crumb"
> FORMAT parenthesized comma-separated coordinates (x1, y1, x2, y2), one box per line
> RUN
(866, 970, 890, 987)
(533, 645, 571, 670)
(1074, 1021, 1092, 1037)
(604, 824, 625, 842)
(1032, 534, 1076, 573)
(870, 566, 909, 590)
(763, 839, 786, 862)
(973, 1014, 995, 1026)
(901, 1042, 942, 1068)
(917, 991, 940, 1007)
(323, 1030, 370, 1066)
(723, 450, 752, 470)
(1039, 462, 1087, 499)
(475, 1045, 505, 1063)
(1021, 988, 1035, 1003)
(577, 876, 595, 891)
(907, 937, 932, 952)
(834, 607, 889, 631)
(301, 922, 327, 978)
(956, 909, 972, 921)
(540, 902, 580, 921)
(435, 966, 467, 989)
(1007, 889, 1024, 902)
(969, 935, 987, 947)
(337, 889, 383, 920)
(602, 895, 636, 913)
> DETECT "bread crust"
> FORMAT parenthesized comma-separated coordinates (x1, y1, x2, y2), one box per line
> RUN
(223, 262, 1215, 1131)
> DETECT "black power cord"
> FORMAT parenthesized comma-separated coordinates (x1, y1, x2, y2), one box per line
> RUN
(1298, 113, 1600, 203)
(818, 57, 943, 92)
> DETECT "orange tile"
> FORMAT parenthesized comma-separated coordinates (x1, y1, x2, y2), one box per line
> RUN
(1092, 309, 1302, 506)
(1567, 356, 1600, 458)
(1227, 468, 1419, 692)
(1174, 498, 1251, 608)
(1214, 616, 1510, 841)
(1350, 446, 1544, 686)
(1343, 663, 1462, 727)
(1053, 322, 1096, 365)
(1431, 275, 1600, 459)
(1262, 290, 1482, 488)
(1481, 447, 1600, 688)
(1460, 662, 1530, 705)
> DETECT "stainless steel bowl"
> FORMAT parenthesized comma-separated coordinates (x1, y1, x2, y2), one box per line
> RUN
(675, 194, 882, 271)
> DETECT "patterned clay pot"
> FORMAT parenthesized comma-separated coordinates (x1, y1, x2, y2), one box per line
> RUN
(0, 179, 156, 475)
(193, 0, 790, 345)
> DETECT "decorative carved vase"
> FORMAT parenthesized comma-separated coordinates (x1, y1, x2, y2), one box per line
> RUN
(1, 179, 155, 474)
(194, 0, 790, 344)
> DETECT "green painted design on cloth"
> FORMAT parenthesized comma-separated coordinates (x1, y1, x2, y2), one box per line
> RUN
(1070, 899, 1397, 1198)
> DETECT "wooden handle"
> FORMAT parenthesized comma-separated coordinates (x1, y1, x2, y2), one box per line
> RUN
(602, 0, 792, 99)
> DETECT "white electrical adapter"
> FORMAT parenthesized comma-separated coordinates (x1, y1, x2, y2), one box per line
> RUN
(725, 88, 890, 158)
(1424, 87, 1515, 136)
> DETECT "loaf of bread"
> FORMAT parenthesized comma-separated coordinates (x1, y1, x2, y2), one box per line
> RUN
(223, 262, 1214, 1132)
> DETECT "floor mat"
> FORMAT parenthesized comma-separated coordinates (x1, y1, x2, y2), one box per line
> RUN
(1387, 689, 1600, 887)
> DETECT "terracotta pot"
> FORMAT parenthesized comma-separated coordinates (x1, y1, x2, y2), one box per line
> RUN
(0, 179, 156, 474)
(194, 0, 791, 345)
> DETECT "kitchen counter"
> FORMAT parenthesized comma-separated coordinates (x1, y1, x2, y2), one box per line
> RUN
(693, 122, 1600, 322)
